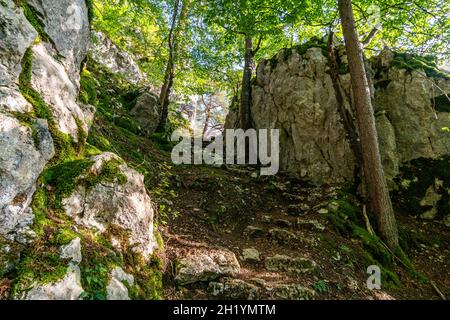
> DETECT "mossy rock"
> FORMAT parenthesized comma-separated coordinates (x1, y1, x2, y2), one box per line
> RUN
(393, 157, 450, 219)
(392, 53, 449, 79)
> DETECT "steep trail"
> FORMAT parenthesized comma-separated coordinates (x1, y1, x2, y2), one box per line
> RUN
(160, 163, 449, 300)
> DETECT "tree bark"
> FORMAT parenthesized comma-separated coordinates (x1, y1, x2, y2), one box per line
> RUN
(338, 0, 399, 249)
(239, 36, 255, 130)
(156, 0, 190, 132)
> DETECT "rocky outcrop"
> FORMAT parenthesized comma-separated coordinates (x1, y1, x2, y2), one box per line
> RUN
(227, 46, 450, 187)
(0, 0, 92, 242)
(0, 115, 54, 243)
(0, 0, 37, 114)
(62, 152, 157, 259)
(30, 42, 93, 140)
(130, 91, 162, 135)
(0, 0, 51, 243)
(89, 31, 144, 85)
(249, 47, 355, 185)
(26, 0, 90, 85)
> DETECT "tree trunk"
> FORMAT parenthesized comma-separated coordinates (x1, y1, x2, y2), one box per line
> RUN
(156, 0, 190, 132)
(338, 0, 399, 249)
(239, 36, 255, 130)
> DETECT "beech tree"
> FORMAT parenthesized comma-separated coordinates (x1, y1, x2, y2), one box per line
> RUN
(338, 0, 399, 249)
(156, 0, 192, 132)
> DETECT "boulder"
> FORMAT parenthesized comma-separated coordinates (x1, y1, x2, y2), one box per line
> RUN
(62, 152, 157, 260)
(174, 247, 240, 285)
(130, 92, 162, 135)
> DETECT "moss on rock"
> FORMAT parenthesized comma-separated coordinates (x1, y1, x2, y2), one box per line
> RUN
(393, 157, 450, 219)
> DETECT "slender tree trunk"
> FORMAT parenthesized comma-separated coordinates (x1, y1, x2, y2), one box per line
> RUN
(338, 0, 399, 249)
(239, 36, 255, 130)
(156, 0, 190, 132)
(202, 96, 211, 140)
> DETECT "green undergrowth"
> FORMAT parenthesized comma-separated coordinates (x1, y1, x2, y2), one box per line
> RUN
(324, 192, 426, 288)
(393, 157, 450, 219)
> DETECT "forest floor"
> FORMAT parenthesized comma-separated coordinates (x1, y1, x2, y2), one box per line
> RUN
(160, 163, 449, 300)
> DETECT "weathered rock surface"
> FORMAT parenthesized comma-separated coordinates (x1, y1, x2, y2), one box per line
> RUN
(106, 267, 134, 300)
(227, 46, 450, 187)
(0, 115, 54, 242)
(30, 43, 93, 140)
(26, 0, 90, 84)
(23, 264, 84, 300)
(60, 237, 82, 264)
(0, 0, 37, 113)
(268, 283, 315, 300)
(89, 30, 144, 84)
(249, 47, 355, 185)
(208, 278, 261, 299)
(130, 92, 162, 135)
(62, 152, 157, 259)
(242, 248, 261, 262)
(265, 254, 316, 274)
(174, 247, 240, 285)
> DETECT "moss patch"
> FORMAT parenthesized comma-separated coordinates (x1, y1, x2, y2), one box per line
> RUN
(392, 53, 449, 79)
(16, 0, 52, 43)
(268, 37, 328, 69)
(324, 193, 425, 287)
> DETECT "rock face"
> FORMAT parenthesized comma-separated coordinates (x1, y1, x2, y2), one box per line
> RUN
(130, 92, 162, 135)
(89, 31, 144, 85)
(0, 0, 37, 113)
(249, 47, 355, 185)
(0, 0, 160, 300)
(227, 46, 450, 187)
(26, 0, 90, 85)
(30, 43, 93, 139)
(63, 152, 157, 259)
(0, 113, 54, 243)
(0, 0, 92, 242)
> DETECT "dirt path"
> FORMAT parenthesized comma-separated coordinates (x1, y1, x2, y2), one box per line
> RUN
(160, 164, 449, 300)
